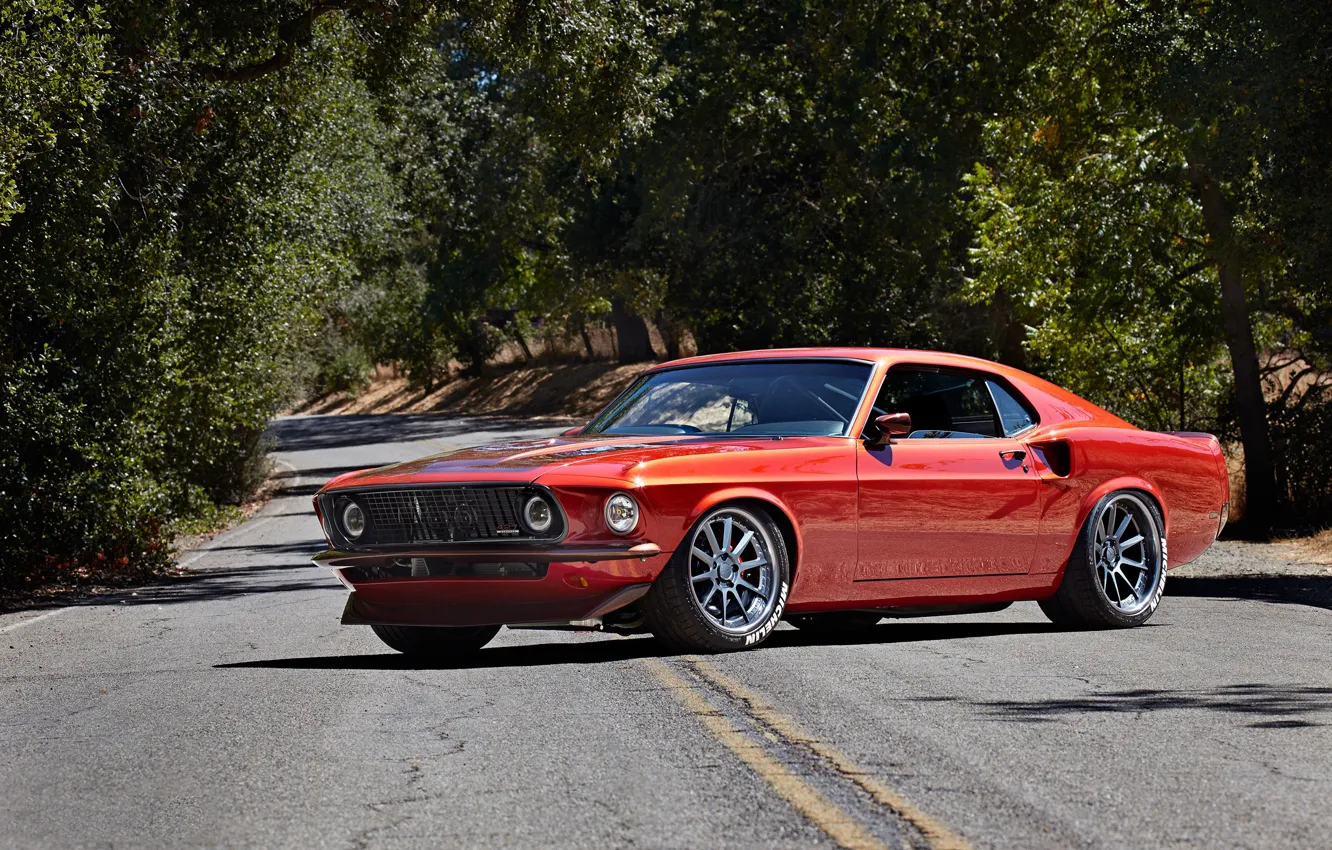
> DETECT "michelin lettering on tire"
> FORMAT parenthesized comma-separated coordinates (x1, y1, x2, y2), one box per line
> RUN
(745, 580, 789, 646)
(1149, 524, 1167, 613)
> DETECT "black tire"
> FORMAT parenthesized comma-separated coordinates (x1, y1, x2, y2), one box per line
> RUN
(370, 623, 501, 658)
(787, 611, 882, 632)
(642, 504, 791, 653)
(1039, 490, 1166, 629)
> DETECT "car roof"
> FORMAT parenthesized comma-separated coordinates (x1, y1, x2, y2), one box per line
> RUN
(648, 347, 1136, 430)
(653, 347, 1013, 374)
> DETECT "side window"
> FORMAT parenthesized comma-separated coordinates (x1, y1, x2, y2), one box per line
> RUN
(866, 367, 1006, 439)
(986, 381, 1037, 436)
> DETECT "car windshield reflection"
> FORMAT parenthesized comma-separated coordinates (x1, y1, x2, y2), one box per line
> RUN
(584, 360, 873, 438)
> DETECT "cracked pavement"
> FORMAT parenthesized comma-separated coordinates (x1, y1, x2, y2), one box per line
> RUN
(2, 413, 1330, 849)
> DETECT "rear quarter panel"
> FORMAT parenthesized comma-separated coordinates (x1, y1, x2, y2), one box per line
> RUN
(1029, 426, 1228, 574)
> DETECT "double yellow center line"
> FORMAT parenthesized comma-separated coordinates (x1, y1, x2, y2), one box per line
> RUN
(643, 657, 971, 850)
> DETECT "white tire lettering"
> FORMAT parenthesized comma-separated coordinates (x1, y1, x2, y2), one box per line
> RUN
(744, 581, 788, 646)
(1146, 507, 1166, 615)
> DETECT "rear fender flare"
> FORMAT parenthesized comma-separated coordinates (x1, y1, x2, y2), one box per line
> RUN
(1072, 476, 1169, 563)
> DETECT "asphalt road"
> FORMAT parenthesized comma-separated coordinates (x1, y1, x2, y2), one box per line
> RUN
(3, 414, 1330, 850)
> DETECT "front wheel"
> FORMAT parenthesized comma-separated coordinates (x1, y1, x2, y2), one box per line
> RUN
(642, 504, 790, 653)
(370, 623, 501, 658)
(1039, 490, 1166, 629)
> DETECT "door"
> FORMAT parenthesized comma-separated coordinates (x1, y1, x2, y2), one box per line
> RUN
(855, 366, 1041, 580)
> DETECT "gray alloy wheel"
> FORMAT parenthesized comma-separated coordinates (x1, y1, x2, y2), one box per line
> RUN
(370, 623, 501, 658)
(642, 504, 790, 653)
(1039, 490, 1166, 628)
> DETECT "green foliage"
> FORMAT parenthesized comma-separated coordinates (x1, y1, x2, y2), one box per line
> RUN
(964, 120, 1231, 429)
(0, 0, 107, 224)
(4, 0, 1332, 588)
(964, 0, 1332, 527)
(2, 10, 408, 582)
(595, 0, 1050, 355)
(311, 326, 375, 397)
(1270, 391, 1332, 524)
(0, 1, 689, 584)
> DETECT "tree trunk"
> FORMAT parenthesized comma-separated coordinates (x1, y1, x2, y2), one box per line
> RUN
(1190, 165, 1277, 538)
(513, 324, 535, 363)
(572, 314, 596, 360)
(656, 309, 682, 361)
(992, 286, 1028, 370)
(579, 324, 596, 360)
(611, 299, 656, 363)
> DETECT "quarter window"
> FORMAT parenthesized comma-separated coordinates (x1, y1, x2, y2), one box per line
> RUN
(986, 381, 1036, 436)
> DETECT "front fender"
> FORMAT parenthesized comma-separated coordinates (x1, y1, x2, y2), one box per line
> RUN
(684, 487, 805, 574)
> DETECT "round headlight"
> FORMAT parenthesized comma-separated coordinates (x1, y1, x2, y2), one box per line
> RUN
(604, 493, 639, 535)
(523, 496, 554, 534)
(341, 501, 366, 540)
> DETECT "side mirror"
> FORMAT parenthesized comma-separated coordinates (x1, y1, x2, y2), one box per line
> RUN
(868, 412, 911, 447)
(560, 426, 584, 437)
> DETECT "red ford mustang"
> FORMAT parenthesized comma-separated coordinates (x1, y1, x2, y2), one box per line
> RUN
(312, 348, 1230, 656)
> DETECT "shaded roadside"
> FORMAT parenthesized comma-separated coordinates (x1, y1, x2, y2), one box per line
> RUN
(1169, 537, 1332, 611)
(1168, 575, 1332, 611)
(0, 461, 299, 616)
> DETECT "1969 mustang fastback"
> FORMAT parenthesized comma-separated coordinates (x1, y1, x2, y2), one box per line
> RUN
(312, 348, 1229, 656)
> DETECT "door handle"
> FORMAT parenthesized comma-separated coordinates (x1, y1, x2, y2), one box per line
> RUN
(1000, 449, 1029, 472)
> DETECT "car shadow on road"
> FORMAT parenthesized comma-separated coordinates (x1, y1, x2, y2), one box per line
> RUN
(214, 620, 1064, 672)
(273, 482, 326, 497)
(1167, 575, 1332, 611)
(273, 465, 375, 482)
(216, 636, 665, 670)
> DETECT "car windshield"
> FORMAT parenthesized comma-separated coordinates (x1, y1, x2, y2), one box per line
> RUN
(583, 360, 873, 437)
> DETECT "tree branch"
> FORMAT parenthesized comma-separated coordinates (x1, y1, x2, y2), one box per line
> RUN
(1277, 366, 1315, 410)
(200, 2, 351, 83)
(1257, 300, 1332, 336)
(1169, 258, 1214, 286)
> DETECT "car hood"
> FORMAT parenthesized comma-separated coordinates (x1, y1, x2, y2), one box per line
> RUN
(320, 434, 813, 490)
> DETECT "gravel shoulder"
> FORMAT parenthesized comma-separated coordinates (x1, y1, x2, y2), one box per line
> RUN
(1176, 536, 1332, 578)
(1170, 538, 1332, 611)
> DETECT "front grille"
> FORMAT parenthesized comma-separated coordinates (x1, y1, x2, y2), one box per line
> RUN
(337, 486, 559, 546)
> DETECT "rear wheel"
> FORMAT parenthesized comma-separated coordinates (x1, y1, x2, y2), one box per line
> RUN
(643, 504, 790, 653)
(787, 611, 882, 632)
(370, 624, 501, 658)
(1039, 491, 1166, 629)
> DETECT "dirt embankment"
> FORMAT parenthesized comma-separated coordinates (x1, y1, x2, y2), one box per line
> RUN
(290, 361, 651, 421)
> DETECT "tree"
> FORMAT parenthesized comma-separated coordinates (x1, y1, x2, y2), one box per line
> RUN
(0, 0, 678, 584)
(567, 1, 1048, 356)
(0, 1, 106, 225)
(966, 0, 1332, 537)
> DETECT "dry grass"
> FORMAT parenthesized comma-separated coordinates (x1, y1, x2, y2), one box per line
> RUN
(291, 360, 651, 421)
(1287, 528, 1332, 566)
